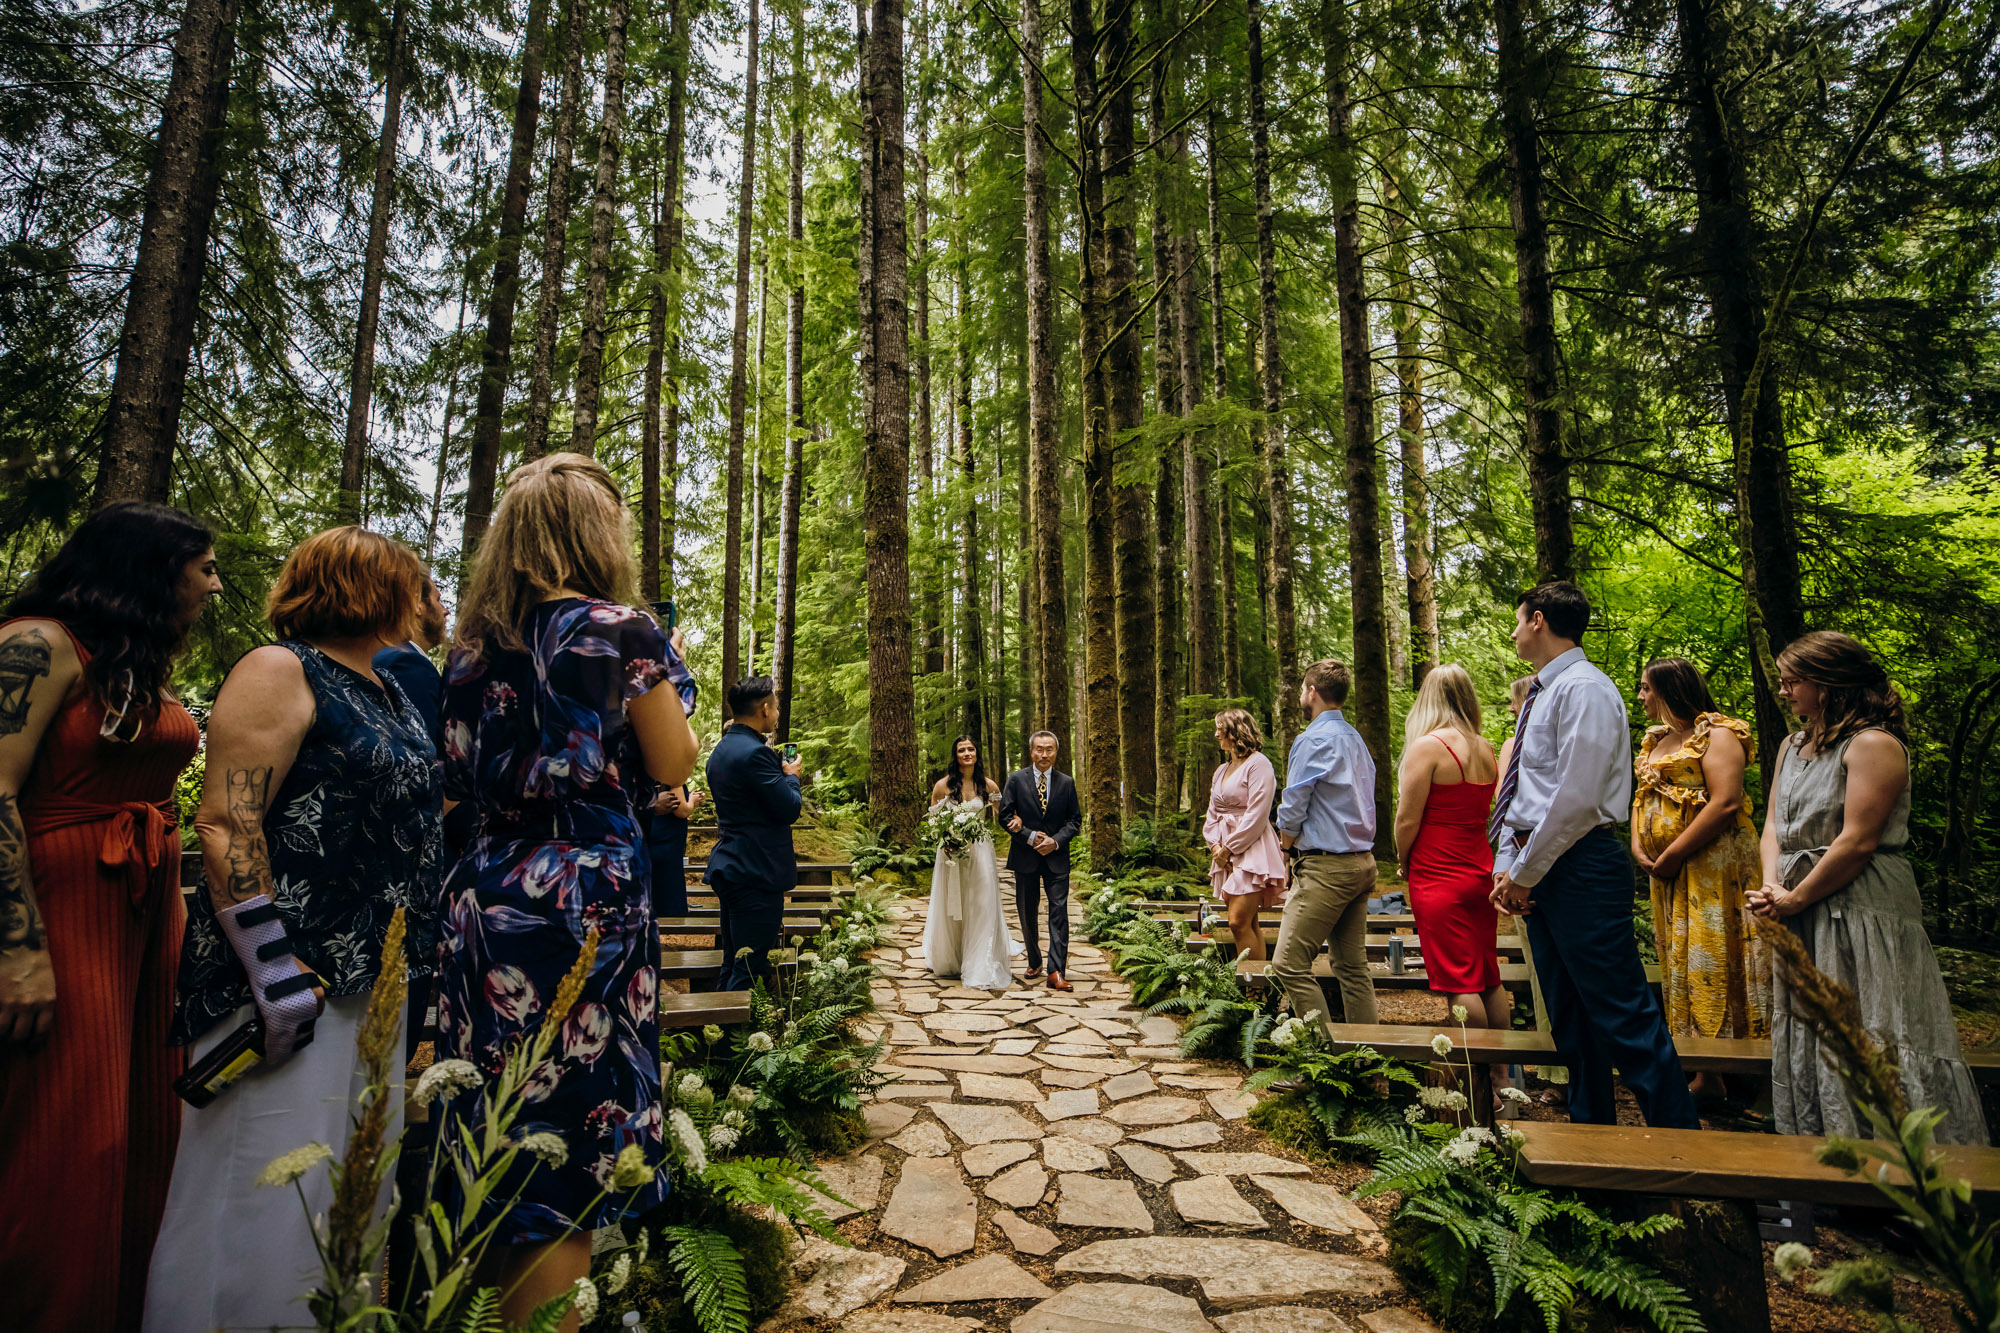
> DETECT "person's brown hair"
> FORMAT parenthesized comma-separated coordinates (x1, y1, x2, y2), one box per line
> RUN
(1642, 657, 1720, 726)
(456, 453, 638, 658)
(1508, 674, 1535, 711)
(1517, 580, 1591, 642)
(1777, 631, 1908, 747)
(266, 527, 425, 644)
(1302, 659, 1351, 706)
(1215, 707, 1263, 758)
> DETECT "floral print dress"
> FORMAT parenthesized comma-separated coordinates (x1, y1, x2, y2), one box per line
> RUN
(435, 598, 695, 1242)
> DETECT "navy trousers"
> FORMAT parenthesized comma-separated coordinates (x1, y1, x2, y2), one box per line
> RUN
(1522, 826, 1700, 1129)
(648, 815, 690, 917)
(1014, 864, 1070, 976)
(715, 884, 786, 992)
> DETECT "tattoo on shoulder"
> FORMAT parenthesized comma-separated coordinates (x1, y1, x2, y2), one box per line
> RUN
(0, 792, 44, 951)
(0, 629, 53, 738)
(219, 766, 275, 906)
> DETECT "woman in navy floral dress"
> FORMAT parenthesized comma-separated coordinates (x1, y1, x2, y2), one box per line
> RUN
(435, 455, 698, 1324)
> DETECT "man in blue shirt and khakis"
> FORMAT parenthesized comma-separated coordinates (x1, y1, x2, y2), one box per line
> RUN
(1272, 658, 1380, 1031)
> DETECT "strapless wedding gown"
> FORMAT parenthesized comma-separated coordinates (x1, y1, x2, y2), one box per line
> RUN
(922, 797, 1022, 990)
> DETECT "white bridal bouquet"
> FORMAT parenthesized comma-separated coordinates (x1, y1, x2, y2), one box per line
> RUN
(922, 799, 989, 860)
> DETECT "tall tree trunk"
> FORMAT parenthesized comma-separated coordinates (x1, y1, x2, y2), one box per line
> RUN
(1023, 0, 1070, 761)
(1323, 0, 1393, 852)
(1150, 40, 1183, 819)
(1383, 161, 1436, 687)
(642, 168, 666, 600)
(1102, 0, 1154, 821)
(1248, 0, 1299, 745)
(913, 0, 944, 681)
(1017, 412, 1033, 762)
(863, 0, 919, 840)
(428, 191, 480, 564)
(721, 0, 762, 699)
(338, 0, 408, 522)
(953, 119, 987, 749)
(1220, 478, 1242, 697)
(1071, 0, 1119, 864)
(1494, 0, 1572, 583)
(1180, 232, 1219, 814)
(660, 0, 688, 598)
(462, 0, 556, 561)
(569, 0, 631, 454)
(522, 0, 590, 461)
(774, 0, 807, 742)
(1678, 0, 1804, 767)
(97, 0, 241, 508)
(749, 251, 770, 671)
(1205, 104, 1237, 703)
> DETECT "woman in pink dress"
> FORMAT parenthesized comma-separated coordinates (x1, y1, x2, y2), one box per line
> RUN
(1203, 708, 1287, 962)
(1394, 666, 1515, 1106)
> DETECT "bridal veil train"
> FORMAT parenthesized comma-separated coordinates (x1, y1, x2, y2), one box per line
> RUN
(922, 796, 1021, 990)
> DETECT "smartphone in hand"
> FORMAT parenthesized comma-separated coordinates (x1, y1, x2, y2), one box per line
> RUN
(782, 742, 799, 763)
(648, 599, 678, 630)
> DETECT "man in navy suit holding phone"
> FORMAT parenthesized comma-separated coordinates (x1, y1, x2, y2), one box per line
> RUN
(705, 676, 802, 990)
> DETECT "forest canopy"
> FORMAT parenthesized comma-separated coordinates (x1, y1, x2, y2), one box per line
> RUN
(3, 0, 1998, 925)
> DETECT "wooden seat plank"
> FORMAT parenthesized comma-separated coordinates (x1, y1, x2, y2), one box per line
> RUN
(659, 991, 753, 1028)
(657, 916, 824, 936)
(1233, 954, 1535, 993)
(658, 949, 724, 980)
(1512, 1120, 2000, 1209)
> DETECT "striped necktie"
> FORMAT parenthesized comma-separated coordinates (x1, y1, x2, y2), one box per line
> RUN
(1487, 675, 1545, 845)
(1037, 769, 1048, 813)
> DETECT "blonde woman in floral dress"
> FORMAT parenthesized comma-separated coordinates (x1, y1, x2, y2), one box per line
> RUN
(1631, 658, 1769, 1102)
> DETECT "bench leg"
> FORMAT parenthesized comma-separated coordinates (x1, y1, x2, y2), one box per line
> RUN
(1621, 1195, 1771, 1333)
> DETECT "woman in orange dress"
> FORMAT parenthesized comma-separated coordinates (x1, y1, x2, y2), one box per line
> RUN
(0, 502, 220, 1331)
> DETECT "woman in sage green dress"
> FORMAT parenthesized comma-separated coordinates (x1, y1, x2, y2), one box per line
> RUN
(1750, 631, 1987, 1146)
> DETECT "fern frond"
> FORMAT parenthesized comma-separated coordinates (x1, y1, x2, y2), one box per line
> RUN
(451, 1288, 501, 1333)
(1578, 1254, 1708, 1333)
(661, 1225, 752, 1333)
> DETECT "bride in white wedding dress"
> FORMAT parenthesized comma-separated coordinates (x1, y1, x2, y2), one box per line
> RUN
(922, 735, 1022, 990)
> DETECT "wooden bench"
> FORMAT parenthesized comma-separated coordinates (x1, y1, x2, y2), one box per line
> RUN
(660, 991, 754, 1027)
(1235, 954, 1539, 994)
(1187, 929, 1528, 959)
(659, 903, 829, 923)
(657, 916, 826, 938)
(690, 885, 839, 903)
(689, 861, 852, 888)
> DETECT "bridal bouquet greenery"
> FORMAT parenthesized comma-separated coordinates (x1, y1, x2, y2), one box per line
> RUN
(920, 800, 988, 859)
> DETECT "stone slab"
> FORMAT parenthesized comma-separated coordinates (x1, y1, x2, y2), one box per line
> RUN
(889, 1121, 953, 1157)
(1040, 1068, 1105, 1089)
(1136, 1015, 1182, 1044)
(1250, 1174, 1380, 1235)
(1208, 1090, 1258, 1121)
(1036, 1054, 1140, 1076)
(984, 1160, 1050, 1209)
(1113, 1142, 1179, 1185)
(923, 1011, 1013, 1031)
(1128, 1045, 1185, 1060)
(879, 1156, 977, 1258)
(1054, 1237, 1401, 1307)
(959, 1072, 1046, 1102)
(1217, 1308, 1358, 1333)
(961, 1140, 1036, 1178)
(1037, 1088, 1100, 1121)
(1174, 1152, 1312, 1177)
(1158, 1074, 1241, 1090)
(1130, 1121, 1223, 1149)
(845, 1312, 984, 1333)
(1009, 1282, 1216, 1333)
(930, 1100, 1045, 1145)
(896, 1053, 1043, 1074)
(1171, 1174, 1269, 1230)
(1107, 1095, 1200, 1126)
(1358, 1311, 1444, 1333)
(780, 1237, 908, 1323)
(889, 1066, 953, 1082)
(1076, 1017, 1135, 1037)
(1051, 1117, 1125, 1146)
(1055, 1172, 1155, 1232)
(895, 1252, 1054, 1304)
(1102, 1071, 1158, 1101)
(992, 1037, 1041, 1056)
(992, 1209, 1061, 1256)
(1034, 1014, 1081, 1036)
(1041, 1135, 1110, 1172)
(865, 1102, 920, 1138)
(806, 1152, 885, 1221)
(878, 1084, 950, 1099)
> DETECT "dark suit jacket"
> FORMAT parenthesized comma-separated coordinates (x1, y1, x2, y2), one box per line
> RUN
(996, 766, 1081, 876)
(704, 724, 800, 896)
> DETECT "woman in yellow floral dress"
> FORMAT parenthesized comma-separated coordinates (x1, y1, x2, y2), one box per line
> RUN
(1632, 658, 1770, 1101)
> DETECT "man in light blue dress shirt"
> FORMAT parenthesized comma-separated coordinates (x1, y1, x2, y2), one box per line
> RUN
(1272, 659, 1380, 1031)
(1489, 581, 1698, 1128)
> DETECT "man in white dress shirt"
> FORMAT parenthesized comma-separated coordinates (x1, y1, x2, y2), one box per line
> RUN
(1489, 581, 1699, 1129)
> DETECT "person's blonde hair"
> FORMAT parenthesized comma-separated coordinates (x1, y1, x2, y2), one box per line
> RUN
(456, 453, 638, 658)
(1509, 674, 1534, 710)
(1215, 707, 1263, 758)
(1404, 663, 1483, 755)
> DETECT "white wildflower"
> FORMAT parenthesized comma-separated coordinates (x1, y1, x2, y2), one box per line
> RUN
(604, 1251, 634, 1295)
(636, 1228, 650, 1263)
(702, 1024, 723, 1043)
(1430, 1034, 1453, 1058)
(707, 1124, 741, 1152)
(570, 1276, 599, 1323)
(1271, 1018, 1299, 1049)
(517, 1132, 569, 1167)
(1772, 1242, 1813, 1284)
(745, 1030, 775, 1053)
(612, 1141, 658, 1190)
(728, 1084, 757, 1105)
(1499, 1086, 1531, 1105)
(1439, 1137, 1482, 1166)
(1456, 1126, 1495, 1146)
(1542, 1064, 1570, 1084)
(830, 956, 850, 973)
(1441, 1090, 1468, 1112)
(677, 1071, 709, 1101)
(255, 1142, 333, 1188)
(411, 1058, 482, 1108)
(798, 951, 820, 964)
(1403, 1105, 1428, 1125)
(1450, 1004, 1469, 1023)
(668, 1108, 708, 1175)
(1418, 1086, 1453, 1109)
(1497, 1123, 1525, 1146)
(1175, 973, 1190, 986)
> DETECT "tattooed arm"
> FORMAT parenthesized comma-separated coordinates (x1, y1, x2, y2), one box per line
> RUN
(195, 647, 315, 915)
(0, 621, 81, 1042)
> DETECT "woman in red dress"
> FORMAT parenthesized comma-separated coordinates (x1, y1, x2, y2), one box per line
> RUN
(1393, 665, 1514, 1097)
(0, 502, 220, 1331)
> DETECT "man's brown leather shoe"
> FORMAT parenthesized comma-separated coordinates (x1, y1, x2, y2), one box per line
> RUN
(1025, 964, 1044, 979)
(1046, 970, 1073, 992)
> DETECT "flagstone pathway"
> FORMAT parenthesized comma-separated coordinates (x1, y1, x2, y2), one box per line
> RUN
(764, 875, 1448, 1333)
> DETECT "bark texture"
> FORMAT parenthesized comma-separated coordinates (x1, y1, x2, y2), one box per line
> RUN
(774, 6, 807, 742)
(522, 0, 591, 461)
(338, 0, 408, 521)
(1180, 231, 1219, 817)
(97, 0, 241, 507)
(1150, 43, 1184, 818)
(569, 0, 631, 455)
(1385, 165, 1436, 687)
(1023, 0, 1071, 761)
(659, 0, 688, 597)
(721, 0, 762, 700)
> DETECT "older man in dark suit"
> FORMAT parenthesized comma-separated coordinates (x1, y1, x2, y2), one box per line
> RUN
(704, 676, 802, 990)
(997, 730, 1082, 990)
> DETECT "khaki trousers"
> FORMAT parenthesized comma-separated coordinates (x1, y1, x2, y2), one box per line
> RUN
(1272, 851, 1378, 1031)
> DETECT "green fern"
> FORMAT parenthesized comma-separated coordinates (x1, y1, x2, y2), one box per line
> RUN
(448, 1289, 501, 1333)
(518, 1290, 575, 1333)
(660, 1225, 752, 1333)
(700, 1156, 848, 1240)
